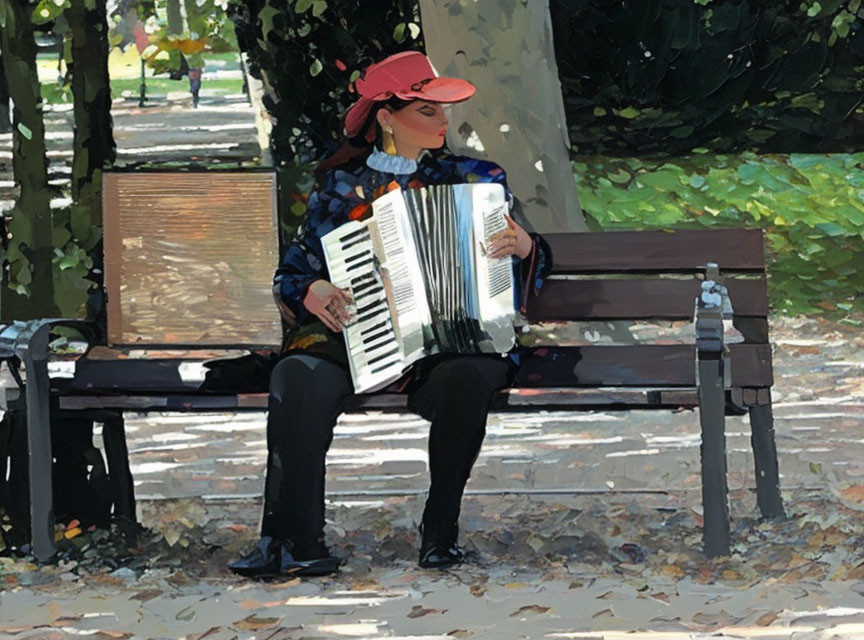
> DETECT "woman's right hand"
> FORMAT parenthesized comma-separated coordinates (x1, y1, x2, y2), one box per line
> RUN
(303, 279, 355, 332)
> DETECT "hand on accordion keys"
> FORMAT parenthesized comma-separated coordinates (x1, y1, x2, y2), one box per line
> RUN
(303, 279, 357, 333)
(487, 213, 533, 260)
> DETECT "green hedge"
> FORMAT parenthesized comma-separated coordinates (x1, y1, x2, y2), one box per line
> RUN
(574, 152, 864, 317)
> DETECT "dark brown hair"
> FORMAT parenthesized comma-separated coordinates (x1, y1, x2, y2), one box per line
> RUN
(315, 95, 415, 178)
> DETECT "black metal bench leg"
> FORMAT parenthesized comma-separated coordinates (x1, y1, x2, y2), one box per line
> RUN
(698, 354, 731, 558)
(102, 414, 137, 523)
(21, 327, 56, 562)
(0, 403, 29, 546)
(749, 399, 785, 520)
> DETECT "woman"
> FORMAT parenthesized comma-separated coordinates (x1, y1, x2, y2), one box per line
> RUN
(229, 51, 552, 578)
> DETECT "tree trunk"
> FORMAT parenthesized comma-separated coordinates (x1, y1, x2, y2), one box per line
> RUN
(0, 52, 11, 133)
(166, 0, 183, 35)
(0, 0, 58, 321)
(418, 0, 586, 233)
(68, 0, 116, 250)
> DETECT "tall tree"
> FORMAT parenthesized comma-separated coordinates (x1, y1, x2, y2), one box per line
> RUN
(0, 0, 59, 320)
(166, 0, 182, 35)
(67, 0, 115, 252)
(0, 51, 11, 133)
(419, 0, 585, 233)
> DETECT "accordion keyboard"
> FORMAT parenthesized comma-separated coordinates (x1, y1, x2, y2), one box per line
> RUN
(322, 223, 406, 392)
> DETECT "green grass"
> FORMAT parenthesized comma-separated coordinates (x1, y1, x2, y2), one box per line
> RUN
(39, 51, 244, 104)
(112, 76, 243, 97)
(42, 75, 243, 104)
(574, 152, 864, 317)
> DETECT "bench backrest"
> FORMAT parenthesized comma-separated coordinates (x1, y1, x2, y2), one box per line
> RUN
(520, 228, 773, 390)
(102, 171, 282, 348)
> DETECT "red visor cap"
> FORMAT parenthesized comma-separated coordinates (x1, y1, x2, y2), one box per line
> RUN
(344, 51, 475, 141)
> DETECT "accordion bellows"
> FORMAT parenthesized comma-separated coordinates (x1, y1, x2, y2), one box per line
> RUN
(322, 183, 516, 392)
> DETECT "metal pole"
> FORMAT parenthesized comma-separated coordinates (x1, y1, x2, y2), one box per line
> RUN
(18, 321, 56, 561)
(138, 59, 146, 107)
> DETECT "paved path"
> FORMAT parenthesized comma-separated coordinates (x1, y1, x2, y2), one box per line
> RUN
(0, 62, 259, 211)
(3, 317, 861, 639)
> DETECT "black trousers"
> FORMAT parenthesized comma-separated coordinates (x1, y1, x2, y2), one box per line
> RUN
(260, 353, 513, 553)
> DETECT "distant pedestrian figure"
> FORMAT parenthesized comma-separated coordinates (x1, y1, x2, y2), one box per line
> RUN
(188, 67, 202, 108)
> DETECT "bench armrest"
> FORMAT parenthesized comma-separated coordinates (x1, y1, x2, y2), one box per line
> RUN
(0, 318, 98, 562)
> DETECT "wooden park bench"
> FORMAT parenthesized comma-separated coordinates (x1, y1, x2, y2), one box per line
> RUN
(0, 170, 784, 563)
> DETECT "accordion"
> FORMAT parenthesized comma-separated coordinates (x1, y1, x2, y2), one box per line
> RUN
(321, 183, 516, 392)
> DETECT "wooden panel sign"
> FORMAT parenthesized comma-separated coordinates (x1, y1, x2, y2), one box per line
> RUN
(103, 171, 282, 347)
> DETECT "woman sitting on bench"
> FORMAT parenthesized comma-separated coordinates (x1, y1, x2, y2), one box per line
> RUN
(229, 51, 552, 578)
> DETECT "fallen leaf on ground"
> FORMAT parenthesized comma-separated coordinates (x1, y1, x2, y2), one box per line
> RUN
(470, 584, 487, 597)
(755, 612, 778, 626)
(232, 615, 282, 631)
(660, 564, 685, 579)
(592, 608, 615, 619)
(511, 604, 551, 616)
(175, 606, 197, 622)
(832, 484, 864, 511)
(129, 590, 162, 603)
(264, 577, 301, 590)
(619, 542, 645, 563)
(189, 627, 222, 640)
(164, 529, 182, 547)
(691, 610, 742, 630)
(408, 605, 447, 618)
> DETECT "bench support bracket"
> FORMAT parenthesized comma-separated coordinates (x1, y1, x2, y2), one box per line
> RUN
(1, 319, 96, 562)
(695, 264, 731, 558)
(749, 398, 785, 520)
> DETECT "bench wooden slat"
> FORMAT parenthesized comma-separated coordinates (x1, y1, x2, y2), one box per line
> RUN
(58, 389, 703, 412)
(54, 344, 771, 406)
(546, 229, 765, 273)
(515, 344, 772, 387)
(527, 277, 769, 321)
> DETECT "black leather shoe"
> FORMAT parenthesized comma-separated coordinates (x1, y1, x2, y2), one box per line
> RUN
(418, 521, 464, 569)
(228, 535, 281, 578)
(229, 536, 341, 578)
(279, 540, 341, 577)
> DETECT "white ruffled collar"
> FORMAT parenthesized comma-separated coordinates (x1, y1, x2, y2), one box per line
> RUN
(365, 147, 420, 175)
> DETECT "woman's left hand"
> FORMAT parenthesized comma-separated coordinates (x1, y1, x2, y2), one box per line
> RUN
(488, 214, 533, 260)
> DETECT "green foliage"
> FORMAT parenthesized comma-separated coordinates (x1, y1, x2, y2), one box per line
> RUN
(51, 206, 95, 316)
(551, 0, 864, 154)
(574, 153, 864, 315)
(32, 0, 69, 25)
(228, 0, 421, 238)
(108, 0, 237, 72)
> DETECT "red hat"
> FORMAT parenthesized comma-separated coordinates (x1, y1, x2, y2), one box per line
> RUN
(344, 51, 476, 142)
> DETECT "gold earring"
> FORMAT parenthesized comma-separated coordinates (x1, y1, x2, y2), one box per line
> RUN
(381, 126, 397, 155)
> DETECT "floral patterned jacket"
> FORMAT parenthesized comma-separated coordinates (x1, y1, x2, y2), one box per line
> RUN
(273, 148, 553, 375)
